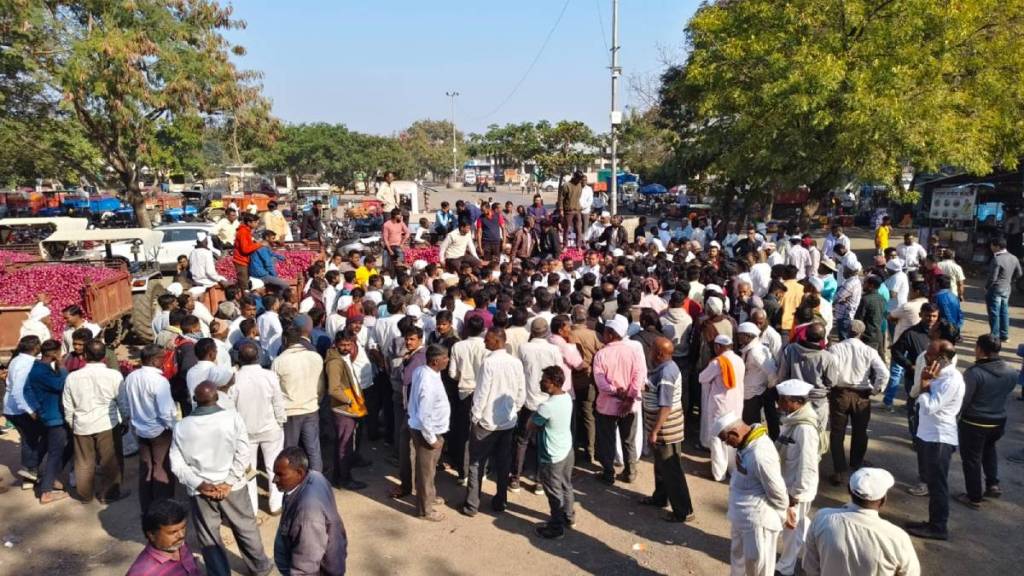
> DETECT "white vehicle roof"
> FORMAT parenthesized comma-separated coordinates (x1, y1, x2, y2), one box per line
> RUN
(0, 217, 90, 231)
(42, 228, 164, 249)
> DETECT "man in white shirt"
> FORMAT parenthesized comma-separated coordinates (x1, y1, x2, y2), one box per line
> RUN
(785, 236, 812, 280)
(462, 327, 526, 516)
(273, 326, 326, 473)
(447, 315, 488, 483)
(63, 339, 129, 503)
(170, 382, 272, 576)
(823, 224, 851, 259)
(60, 304, 101, 355)
(774, 380, 820, 576)
(121, 344, 178, 514)
(188, 232, 227, 289)
(375, 171, 400, 213)
(229, 341, 287, 515)
(884, 259, 909, 314)
(438, 221, 482, 268)
(514, 318, 566, 493)
(186, 338, 234, 410)
(407, 345, 452, 521)
(257, 293, 284, 359)
(832, 262, 863, 340)
(212, 207, 239, 249)
(736, 323, 779, 439)
(889, 280, 929, 343)
(936, 248, 966, 299)
(905, 339, 964, 541)
(803, 467, 920, 576)
(897, 233, 928, 272)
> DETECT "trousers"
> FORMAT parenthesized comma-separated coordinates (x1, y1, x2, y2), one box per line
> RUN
(730, 524, 780, 576)
(333, 413, 360, 483)
(137, 432, 176, 515)
(574, 379, 597, 458)
(650, 442, 694, 518)
(72, 428, 123, 501)
(921, 440, 955, 533)
(284, 412, 322, 472)
(742, 388, 780, 440)
(562, 210, 584, 247)
(829, 387, 872, 474)
(709, 434, 736, 482)
(39, 425, 71, 494)
(412, 431, 444, 517)
(6, 412, 44, 471)
(512, 407, 537, 480)
(465, 424, 514, 513)
(595, 411, 637, 478)
(958, 420, 1004, 502)
(985, 290, 1010, 341)
(539, 453, 575, 532)
(451, 394, 474, 480)
(247, 431, 284, 514)
(191, 488, 272, 576)
(777, 500, 812, 575)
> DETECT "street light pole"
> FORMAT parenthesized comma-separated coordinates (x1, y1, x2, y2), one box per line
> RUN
(446, 91, 460, 188)
(609, 0, 621, 215)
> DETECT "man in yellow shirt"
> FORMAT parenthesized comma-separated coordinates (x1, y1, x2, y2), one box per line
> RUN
(355, 254, 379, 288)
(875, 216, 892, 252)
(262, 201, 290, 241)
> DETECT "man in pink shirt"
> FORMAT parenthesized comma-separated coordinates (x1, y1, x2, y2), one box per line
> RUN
(549, 315, 583, 396)
(126, 499, 201, 576)
(592, 314, 647, 485)
(381, 208, 410, 272)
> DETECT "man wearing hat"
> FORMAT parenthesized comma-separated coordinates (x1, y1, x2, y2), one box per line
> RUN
(189, 231, 228, 291)
(832, 258, 863, 340)
(698, 334, 746, 481)
(715, 412, 788, 576)
(20, 299, 52, 341)
(883, 257, 909, 315)
(736, 322, 779, 440)
(774, 379, 820, 576)
(592, 314, 646, 485)
(828, 319, 887, 485)
(803, 468, 920, 575)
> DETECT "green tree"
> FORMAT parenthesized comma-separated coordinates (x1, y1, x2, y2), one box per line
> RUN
(618, 108, 676, 183)
(399, 119, 465, 182)
(535, 120, 597, 180)
(12, 1, 273, 226)
(669, 0, 1024, 208)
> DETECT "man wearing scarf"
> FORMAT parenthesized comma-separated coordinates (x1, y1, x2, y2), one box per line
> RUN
(774, 379, 821, 576)
(699, 334, 746, 481)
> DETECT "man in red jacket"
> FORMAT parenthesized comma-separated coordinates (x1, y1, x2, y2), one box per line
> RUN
(233, 212, 261, 290)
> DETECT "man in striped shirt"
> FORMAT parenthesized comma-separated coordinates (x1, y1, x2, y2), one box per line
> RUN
(640, 337, 694, 522)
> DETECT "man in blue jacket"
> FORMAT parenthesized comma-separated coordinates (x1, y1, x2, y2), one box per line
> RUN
(25, 339, 70, 504)
(933, 275, 963, 332)
(249, 230, 291, 292)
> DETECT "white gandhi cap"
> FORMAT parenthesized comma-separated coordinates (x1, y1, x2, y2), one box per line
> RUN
(849, 467, 895, 501)
(711, 412, 742, 437)
(776, 379, 814, 397)
(737, 322, 760, 337)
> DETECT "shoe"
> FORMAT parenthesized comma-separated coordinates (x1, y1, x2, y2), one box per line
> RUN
(904, 520, 931, 531)
(491, 503, 507, 513)
(533, 483, 545, 495)
(39, 491, 69, 505)
(984, 485, 1003, 499)
(434, 496, 445, 505)
(907, 483, 929, 497)
(617, 471, 637, 484)
(884, 405, 896, 413)
(828, 472, 844, 487)
(421, 511, 446, 522)
(460, 505, 477, 518)
(457, 477, 469, 487)
(595, 472, 614, 485)
(98, 489, 132, 504)
(509, 478, 522, 493)
(388, 487, 411, 499)
(663, 511, 696, 523)
(906, 524, 948, 540)
(953, 493, 981, 510)
(639, 496, 667, 507)
(16, 468, 38, 483)
(535, 524, 565, 540)
(340, 480, 368, 491)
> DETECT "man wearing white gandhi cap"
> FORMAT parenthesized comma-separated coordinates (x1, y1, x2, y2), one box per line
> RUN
(699, 333, 745, 481)
(715, 411, 788, 576)
(803, 467, 921, 576)
(773, 379, 820, 576)
(188, 230, 228, 290)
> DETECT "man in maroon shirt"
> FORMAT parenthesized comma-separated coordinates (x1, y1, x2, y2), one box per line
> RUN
(126, 498, 200, 576)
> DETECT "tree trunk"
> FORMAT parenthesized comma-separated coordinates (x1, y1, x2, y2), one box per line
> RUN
(127, 183, 151, 229)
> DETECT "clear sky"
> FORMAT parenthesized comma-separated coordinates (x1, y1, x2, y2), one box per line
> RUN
(226, 0, 701, 136)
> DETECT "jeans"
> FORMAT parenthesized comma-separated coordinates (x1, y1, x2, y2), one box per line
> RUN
(39, 425, 71, 493)
(512, 408, 537, 480)
(383, 246, 404, 271)
(283, 412, 322, 472)
(921, 440, 955, 533)
(5, 412, 44, 471)
(829, 388, 872, 474)
(836, 316, 852, 341)
(539, 453, 575, 532)
(986, 290, 1010, 341)
(958, 419, 1005, 502)
(883, 363, 905, 406)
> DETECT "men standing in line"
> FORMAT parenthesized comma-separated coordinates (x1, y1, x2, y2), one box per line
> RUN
(169, 382, 272, 576)
(447, 315, 488, 484)
(514, 318, 566, 492)
(592, 315, 646, 485)
(736, 323, 778, 439)
(699, 334, 746, 482)
(640, 337, 694, 523)
(463, 328, 525, 516)
(715, 413, 788, 576)
(774, 380, 820, 576)
(407, 344, 451, 521)
(955, 334, 1016, 508)
(803, 468, 920, 576)
(62, 339, 130, 503)
(274, 326, 325, 472)
(229, 341, 288, 515)
(905, 340, 964, 541)
(273, 447, 348, 576)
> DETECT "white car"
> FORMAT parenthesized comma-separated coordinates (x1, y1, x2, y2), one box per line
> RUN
(541, 178, 560, 192)
(109, 222, 219, 272)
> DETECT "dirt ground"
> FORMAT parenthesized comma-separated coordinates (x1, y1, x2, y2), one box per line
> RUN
(0, 230, 1022, 576)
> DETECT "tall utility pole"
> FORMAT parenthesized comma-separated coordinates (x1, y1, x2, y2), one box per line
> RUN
(446, 91, 460, 188)
(609, 0, 621, 215)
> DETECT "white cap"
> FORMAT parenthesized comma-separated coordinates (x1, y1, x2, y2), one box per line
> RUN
(611, 248, 625, 258)
(166, 282, 184, 297)
(705, 296, 724, 316)
(601, 211, 611, 218)
(846, 259, 863, 273)
(28, 302, 51, 321)
(606, 314, 629, 338)
(413, 260, 428, 271)
(706, 283, 723, 294)
(406, 304, 422, 318)
(885, 258, 904, 272)
(249, 278, 265, 291)
(188, 286, 207, 298)
(776, 379, 814, 397)
(713, 334, 732, 346)
(710, 240, 721, 248)
(196, 231, 209, 243)
(849, 467, 896, 501)
(659, 222, 669, 230)
(737, 322, 760, 337)
(336, 295, 353, 312)
(298, 297, 315, 313)
(711, 412, 742, 437)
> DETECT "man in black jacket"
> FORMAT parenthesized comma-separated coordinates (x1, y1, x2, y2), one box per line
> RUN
(890, 304, 936, 496)
(955, 334, 1018, 508)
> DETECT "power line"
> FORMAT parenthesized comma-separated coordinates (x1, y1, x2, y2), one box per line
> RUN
(594, 0, 609, 55)
(473, 0, 572, 121)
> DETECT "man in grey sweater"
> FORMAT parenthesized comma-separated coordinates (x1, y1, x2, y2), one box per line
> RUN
(985, 236, 1022, 342)
(776, 322, 839, 434)
(955, 334, 1018, 508)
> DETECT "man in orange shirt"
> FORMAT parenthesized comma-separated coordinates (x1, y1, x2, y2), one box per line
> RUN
(232, 213, 261, 290)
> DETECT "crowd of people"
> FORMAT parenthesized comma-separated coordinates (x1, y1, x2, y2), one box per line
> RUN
(2, 178, 1023, 575)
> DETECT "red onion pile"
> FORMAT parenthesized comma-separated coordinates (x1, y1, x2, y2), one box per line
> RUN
(0, 249, 36, 266)
(404, 246, 440, 264)
(0, 263, 124, 335)
(561, 247, 585, 263)
(215, 250, 321, 282)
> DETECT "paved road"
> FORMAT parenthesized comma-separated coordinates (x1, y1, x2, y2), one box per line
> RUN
(1, 230, 1022, 576)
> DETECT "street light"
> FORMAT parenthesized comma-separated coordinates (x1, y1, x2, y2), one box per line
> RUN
(446, 91, 460, 188)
